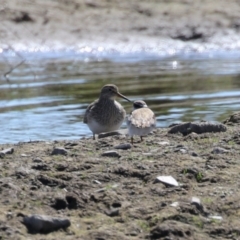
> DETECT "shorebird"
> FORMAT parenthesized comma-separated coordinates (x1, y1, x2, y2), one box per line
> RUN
(83, 84, 131, 140)
(127, 100, 156, 145)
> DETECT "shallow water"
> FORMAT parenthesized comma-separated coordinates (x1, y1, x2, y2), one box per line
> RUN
(0, 47, 240, 144)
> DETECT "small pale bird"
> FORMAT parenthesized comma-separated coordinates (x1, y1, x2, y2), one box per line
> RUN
(127, 100, 156, 144)
(83, 84, 131, 140)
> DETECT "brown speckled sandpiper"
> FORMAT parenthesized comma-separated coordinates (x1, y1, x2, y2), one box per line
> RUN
(83, 84, 131, 140)
(127, 100, 156, 144)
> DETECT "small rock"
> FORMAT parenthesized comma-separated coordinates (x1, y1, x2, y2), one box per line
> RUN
(101, 150, 120, 158)
(223, 112, 240, 125)
(31, 163, 50, 171)
(142, 152, 153, 156)
(6, 211, 13, 220)
(94, 188, 106, 193)
(30, 186, 39, 191)
(85, 0, 100, 8)
(191, 197, 201, 205)
(208, 215, 223, 221)
(22, 214, 71, 233)
(176, 144, 184, 148)
(105, 208, 120, 217)
(51, 147, 68, 155)
(174, 146, 188, 153)
(111, 183, 119, 188)
(170, 202, 179, 207)
(127, 231, 139, 237)
(211, 147, 229, 154)
(158, 141, 170, 146)
(156, 176, 179, 187)
(150, 220, 194, 239)
(21, 154, 28, 157)
(32, 158, 42, 163)
(0, 148, 14, 155)
(191, 152, 198, 157)
(15, 167, 33, 177)
(191, 197, 203, 210)
(179, 149, 187, 154)
(55, 163, 68, 171)
(64, 142, 78, 147)
(114, 143, 131, 150)
(168, 121, 227, 135)
(93, 180, 102, 185)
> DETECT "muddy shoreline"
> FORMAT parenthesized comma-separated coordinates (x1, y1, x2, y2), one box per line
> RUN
(0, 113, 240, 239)
(1, 0, 240, 48)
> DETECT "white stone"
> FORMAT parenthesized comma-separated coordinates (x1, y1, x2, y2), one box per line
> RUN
(158, 141, 170, 146)
(209, 215, 223, 221)
(156, 176, 179, 187)
(170, 202, 179, 207)
(93, 180, 102, 185)
(191, 197, 201, 204)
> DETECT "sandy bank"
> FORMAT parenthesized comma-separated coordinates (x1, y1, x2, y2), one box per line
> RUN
(1, 0, 240, 50)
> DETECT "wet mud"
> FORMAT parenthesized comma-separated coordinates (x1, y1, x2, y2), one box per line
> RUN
(0, 113, 240, 239)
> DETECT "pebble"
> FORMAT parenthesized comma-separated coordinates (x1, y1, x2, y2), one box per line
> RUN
(21, 154, 28, 157)
(6, 211, 13, 220)
(15, 167, 34, 177)
(208, 215, 223, 221)
(179, 149, 187, 154)
(170, 202, 179, 207)
(174, 146, 188, 153)
(32, 158, 43, 163)
(191, 152, 198, 157)
(191, 197, 203, 211)
(114, 143, 131, 150)
(22, 214, 71, 233)
(158, 141, 170, 146)
(156, 176, 179, 187)
(64, 142, 78, 147)
(142, 153, 153, 156)
(211, 147, 229, 154)
(191, 197, 201, 205)
(0, 148, 14, 154)
(94, 188, 106, 193)
(93, 180, 102, 185)
(176, 144, 184, 148)
(101, 150, 120, 158)
(105, 208, 120, 217)
(51, 147, 68, 155)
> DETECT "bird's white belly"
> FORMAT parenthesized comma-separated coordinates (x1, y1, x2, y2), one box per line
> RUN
(88, 119, 123, 134)
(127, 124, 154, 137)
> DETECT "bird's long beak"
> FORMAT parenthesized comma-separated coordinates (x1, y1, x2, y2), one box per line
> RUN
(116, 92, 132, 102)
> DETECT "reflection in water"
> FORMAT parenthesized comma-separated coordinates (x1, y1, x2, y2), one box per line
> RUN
(0, 53, 240, 144)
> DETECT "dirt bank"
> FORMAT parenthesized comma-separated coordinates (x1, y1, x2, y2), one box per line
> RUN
(1, 0, 240, 48)
(0, 113, 240, 239)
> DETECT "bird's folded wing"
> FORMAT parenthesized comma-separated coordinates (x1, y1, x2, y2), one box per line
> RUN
(128, 109, 156, 128)
(83, 100, 98, 123)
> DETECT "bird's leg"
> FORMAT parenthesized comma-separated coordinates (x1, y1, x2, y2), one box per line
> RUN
(140, 136, 143, 142)
(131, 137, 134, 145)
(93, 134, 96, 140)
